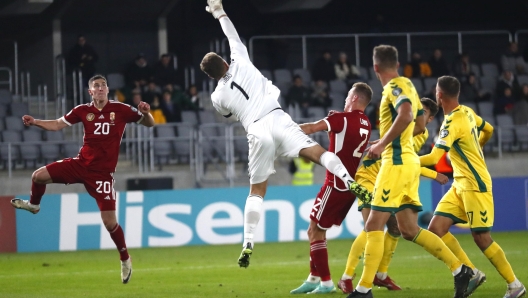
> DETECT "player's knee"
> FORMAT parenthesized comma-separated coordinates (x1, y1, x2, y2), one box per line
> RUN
(386, 217, 401, 236)
(31, 170, 46, 184)
(472, 231, 492, 250)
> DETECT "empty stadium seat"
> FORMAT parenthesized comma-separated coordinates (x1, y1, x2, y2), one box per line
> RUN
(5, 116, 24, 131)
(0, 89, 12, 106)
(106, 73, 125, 90)
(293, 68, 312, 85)
(329, 80, 347, 94)
(481, 63, 499, 78)
(273, 69, 292, 84)
(9, 102, 29, 117)
(260, 69, 273, 81)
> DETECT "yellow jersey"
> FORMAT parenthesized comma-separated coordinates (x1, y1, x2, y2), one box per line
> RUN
(379, 76, 423, 165)
(433, 105, 491, 192)
(357, 127, 433, 182)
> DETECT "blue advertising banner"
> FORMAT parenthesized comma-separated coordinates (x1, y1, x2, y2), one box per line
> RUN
(13, 177, 526, 253)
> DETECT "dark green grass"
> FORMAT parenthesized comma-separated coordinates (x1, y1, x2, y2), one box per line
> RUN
(0, 231, 526, 297)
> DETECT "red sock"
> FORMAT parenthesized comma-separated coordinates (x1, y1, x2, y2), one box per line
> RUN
(29, 182, 46, 205)
(310, 240, 331, 281)
(310, 255, 318, 277)
(109, 224, 129, 261)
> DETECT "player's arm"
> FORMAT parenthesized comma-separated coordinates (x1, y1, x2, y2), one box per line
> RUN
(207, 1, 250, 61)
(367, 101, 413, 158)
(477, 117, 494, 147)
(420, 167, 449, 184)
(137, 101, 155, 127)
(22, 115, 68, 131)
(299, 119, 328, 135)
(419, 146, 446, 166)
(413, 111, 426, 136)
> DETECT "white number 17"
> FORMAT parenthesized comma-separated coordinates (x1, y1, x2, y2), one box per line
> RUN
(353, 128, 370, 157)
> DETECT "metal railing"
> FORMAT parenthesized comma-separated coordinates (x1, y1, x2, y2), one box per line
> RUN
(54, 55, 67, 118)
(248, 30, 512, 69)
(0, 67, 12, 91)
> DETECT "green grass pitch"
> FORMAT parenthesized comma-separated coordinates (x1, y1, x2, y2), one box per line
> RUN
(0, 231, 526, 297)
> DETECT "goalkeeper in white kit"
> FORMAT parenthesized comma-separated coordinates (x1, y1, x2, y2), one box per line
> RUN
(200, 0, 373, 268)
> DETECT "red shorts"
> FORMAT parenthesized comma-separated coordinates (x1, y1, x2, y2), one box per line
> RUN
(310, 184, 356, 229)
(46, 158, 116, 211)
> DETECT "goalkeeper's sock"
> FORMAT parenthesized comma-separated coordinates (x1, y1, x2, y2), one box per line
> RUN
(441, 232, 475, 269)
(483, 241, 516, 284)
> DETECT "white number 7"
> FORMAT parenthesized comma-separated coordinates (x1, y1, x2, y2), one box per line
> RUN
(353, 128, 370, 157)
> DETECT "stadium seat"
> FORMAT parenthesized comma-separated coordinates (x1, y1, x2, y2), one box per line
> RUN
(181, 110, 199, 126)
(174, 123, 194, 164)
(496, 114, 515, 151)
(369, 68, 377, 82)
(5, 116, 24, 131)
(478, 76, 497, 95)
(471, 64, 481, 77)
(481, 63, 499, 78)
(329, 92, 345, 110)
(478, 101, 494, 119)
(45, 130, 65, 142)
(517, 75, 528, 86)
(106, 73, 125, 90)
(1, 130, 21, 165)
(410, 78, 424, 95)
(514, 126, 528, 150)
(306, 106, 326, 120)
(273, 69, 292, 84)
(368, 79, 383, 103)
(9, 102, 29, 117)
(154, 124, 175, 168)
(0, 104, 7, 118)
(423, 77, 438, 95)
(21, 130, 41, 168)
(329, 79, 347, 94)
(260, 69, 273, 81)
(464, 102, 478, 114)
(293, 68, 312, 85)
(0, 89, 12, 106)
(359, 66, 369, 80)
(62, 142, 80, 158)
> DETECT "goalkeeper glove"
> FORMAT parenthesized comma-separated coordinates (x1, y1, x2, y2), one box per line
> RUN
(205, 0, 226, 19)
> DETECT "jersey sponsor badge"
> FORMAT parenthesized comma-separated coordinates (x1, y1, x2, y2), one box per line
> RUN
(392, 87, 402, 96)
(440, 129, 449, 138)
(437, 139, 447, 146)
(86, 113, 95, 121)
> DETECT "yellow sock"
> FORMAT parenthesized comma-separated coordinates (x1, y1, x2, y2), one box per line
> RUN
(413, 228, 462, 272)
(377, 231, 399, 274)
(358, 231, 384, 289)
(483, 241, 516, 284)
(344, 230, 367, 277)
(441, 232, 475, 269)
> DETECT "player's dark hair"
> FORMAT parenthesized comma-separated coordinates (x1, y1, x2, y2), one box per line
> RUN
(88, 74, 107, 88)
(437, 76, 460, 98)
(373, 45, 398, 70)
(420, 97, 439, 118)
(352, 82, 373, 105)
(200, 52, 226, 80)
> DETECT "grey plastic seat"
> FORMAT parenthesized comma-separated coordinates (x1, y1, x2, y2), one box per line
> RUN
(481, 63, 499, 78)
(273, 69, 292, 84)
(423, 77, 438, 95)
(293, 68, 312, 85)
(478, 102, 493, 119)
(63, 142, 80, 158)
(106, 73, 125, 90)
(307, 107, 326, 120)
(478, 76, 497, 95)
(514, 126, 528, 150)
(0, 89, 13, 105)
(0, 104, 7, 118)
(154, 124, 175, 167)
(496, 114, 515, 151)
(517, 75, 528, 86)
(9, 102, 29, 117)
(329, 79, 347, 94)
(471, 64, 481, 77)
(181, 110, 199, 126)
(5, 116, 24, 131)
(21, 130, 41, 167)
(1, 130, 21, 164)
(359, 66, 369, 80)
(410, 78, 424, 95)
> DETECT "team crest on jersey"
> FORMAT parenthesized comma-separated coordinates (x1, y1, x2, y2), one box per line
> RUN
(86, 113, 95, 121)
(110, 112, 115, 122)
(392, 87, 402, 96)
(440, 129, 449, 138)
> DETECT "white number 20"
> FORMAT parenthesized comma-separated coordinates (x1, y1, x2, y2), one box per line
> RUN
(96, 181, 112, 194)
(94, 123, 110, 135)
(353, 128, 370, 157)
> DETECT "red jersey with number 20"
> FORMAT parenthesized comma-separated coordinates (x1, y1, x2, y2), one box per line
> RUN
(322, 110, 371, 191)
(61, 101, 144, 172)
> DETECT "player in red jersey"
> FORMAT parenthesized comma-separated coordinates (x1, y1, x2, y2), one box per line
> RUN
(11, 74, 155, 284)
(290, 82, 373, 294)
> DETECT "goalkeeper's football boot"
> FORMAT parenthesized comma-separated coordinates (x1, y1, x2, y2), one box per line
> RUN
(121, 257, 132, 284)
(454, 265, 473, 298)
(238, 242, 253, 268)
(290, 281, 319, 294)
(10, 198, 40, 214)
(504, 285, 526, 298)
(373, 275, 402, 290)
(464, 270, 486, 297)
(308, 284, 337, 294)
(347, 289, 373, 298)
(348, 180, 372, 204)
(337, 275, 355, 294)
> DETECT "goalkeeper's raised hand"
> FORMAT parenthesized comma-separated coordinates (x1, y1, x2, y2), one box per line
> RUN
(205, 0, 226, 19)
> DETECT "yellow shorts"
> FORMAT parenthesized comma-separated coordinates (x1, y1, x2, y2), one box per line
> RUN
(434, 186, 494, 231)
(371, 163, 422, 213)
(355, 165, 376, 211)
